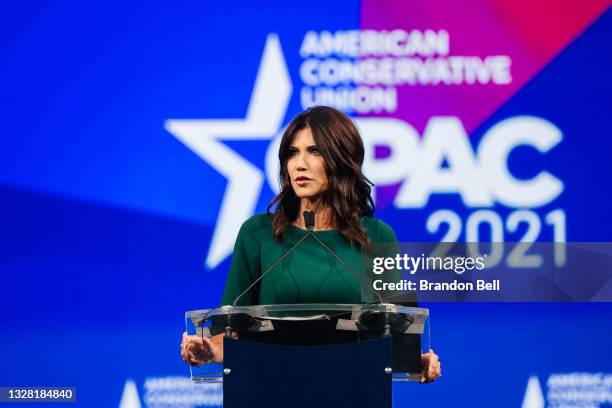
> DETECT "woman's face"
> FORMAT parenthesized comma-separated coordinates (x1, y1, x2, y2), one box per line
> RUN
(287, 127, 328, 201)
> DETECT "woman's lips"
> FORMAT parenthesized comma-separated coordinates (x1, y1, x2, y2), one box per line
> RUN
(295, 177, 311, 187)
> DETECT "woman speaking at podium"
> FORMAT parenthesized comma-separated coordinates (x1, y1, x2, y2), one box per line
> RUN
(181, 106, 441, 383)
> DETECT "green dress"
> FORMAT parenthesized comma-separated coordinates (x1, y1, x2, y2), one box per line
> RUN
(220, 214, 399, 306)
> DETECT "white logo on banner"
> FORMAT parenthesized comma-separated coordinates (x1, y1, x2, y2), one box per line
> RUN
(520, 372, 612, 408)
(119, 379, 142, 408)
(118, 377, 222, 408)
(299, 29, 512, 114)
(167, 34, 563, 269)
(521, 376, 545, 408)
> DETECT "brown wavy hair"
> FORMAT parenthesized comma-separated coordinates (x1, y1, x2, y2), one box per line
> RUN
(266, 106, 374, 247)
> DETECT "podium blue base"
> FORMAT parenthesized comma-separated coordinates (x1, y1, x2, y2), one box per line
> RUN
(223, 336, 392, 408)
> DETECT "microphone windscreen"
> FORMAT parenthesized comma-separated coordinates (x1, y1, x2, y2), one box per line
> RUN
(304, 211, 315, 230)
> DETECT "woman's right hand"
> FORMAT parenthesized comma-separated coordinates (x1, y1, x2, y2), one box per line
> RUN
(181, 332, 224, 366)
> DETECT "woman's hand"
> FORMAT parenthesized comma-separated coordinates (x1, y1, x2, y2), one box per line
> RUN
(420, 348, 441, 383)
(181, 332, 224, 366)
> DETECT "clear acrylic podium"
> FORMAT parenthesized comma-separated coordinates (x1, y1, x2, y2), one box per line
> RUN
(185, 303, 429, 408)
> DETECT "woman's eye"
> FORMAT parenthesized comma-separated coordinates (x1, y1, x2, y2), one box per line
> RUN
(288, 149, 298, 157)
(310, 148, 321, 155)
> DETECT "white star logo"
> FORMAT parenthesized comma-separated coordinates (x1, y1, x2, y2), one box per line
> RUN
(165, 34, 292, 269)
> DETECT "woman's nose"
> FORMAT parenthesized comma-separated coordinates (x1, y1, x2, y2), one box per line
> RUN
(295, 153, 307, 170)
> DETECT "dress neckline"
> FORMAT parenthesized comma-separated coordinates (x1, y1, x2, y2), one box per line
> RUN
(288, 224, 341, 234)
(287, 216, 368, 234)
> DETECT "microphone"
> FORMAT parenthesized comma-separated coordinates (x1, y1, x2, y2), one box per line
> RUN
(301, 211, 385, 305)
(302, 211, 391, 336)
(304, 210, 315, 230)
(227, 211, 387, 337)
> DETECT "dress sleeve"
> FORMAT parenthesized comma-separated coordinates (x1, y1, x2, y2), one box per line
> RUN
(220, 216, 262, 306)
(376, 219, 399, 245)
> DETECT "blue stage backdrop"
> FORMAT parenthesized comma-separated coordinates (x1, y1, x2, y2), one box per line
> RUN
(1, 1, 611, 407)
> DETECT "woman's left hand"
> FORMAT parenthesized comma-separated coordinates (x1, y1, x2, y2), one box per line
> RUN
(420, 349, 441, 383)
